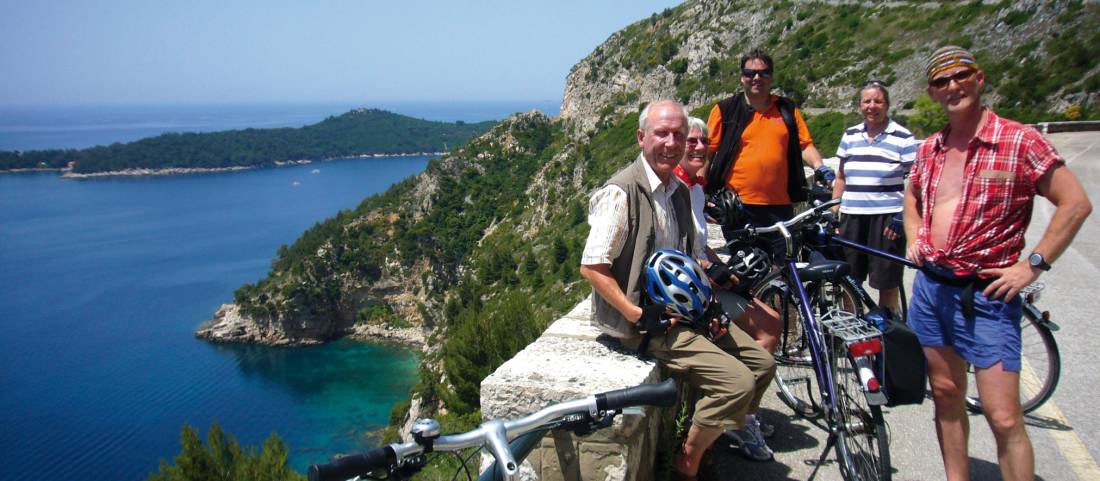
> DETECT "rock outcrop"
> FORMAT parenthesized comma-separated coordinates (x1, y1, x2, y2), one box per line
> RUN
(196, 304, 324, 346)
(196, 111, 555, 346)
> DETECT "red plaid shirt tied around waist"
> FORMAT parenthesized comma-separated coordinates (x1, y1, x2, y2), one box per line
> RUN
(910, 110, 1063, 275)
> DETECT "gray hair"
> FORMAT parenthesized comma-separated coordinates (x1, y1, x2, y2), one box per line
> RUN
(859, 80, 891, 106)
(687, 117, 708, 139)
(638, 100, 689, 133)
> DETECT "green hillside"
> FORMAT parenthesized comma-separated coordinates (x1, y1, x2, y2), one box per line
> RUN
(0, 108, 495, 174)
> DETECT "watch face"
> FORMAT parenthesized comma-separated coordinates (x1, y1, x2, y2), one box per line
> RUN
(1029, 253, 1049, 270)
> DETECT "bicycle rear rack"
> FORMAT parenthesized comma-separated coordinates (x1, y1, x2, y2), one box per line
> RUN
(820, 309, 889, 406)
(819, 309, 881, 343)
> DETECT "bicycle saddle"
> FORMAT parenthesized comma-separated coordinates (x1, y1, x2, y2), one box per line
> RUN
(797, 252, 850, 282)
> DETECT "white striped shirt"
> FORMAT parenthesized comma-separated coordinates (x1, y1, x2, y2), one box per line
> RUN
(836, 120, 917, 215)
(582, 155, 699, 265)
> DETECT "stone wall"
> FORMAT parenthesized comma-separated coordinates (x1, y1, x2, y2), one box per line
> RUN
(479, 302, 669, 481)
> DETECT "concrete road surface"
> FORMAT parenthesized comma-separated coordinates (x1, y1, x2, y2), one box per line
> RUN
(702, 131, 1100, 481)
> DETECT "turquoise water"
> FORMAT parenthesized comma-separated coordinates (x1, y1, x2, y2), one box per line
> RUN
(0, 158, 426, 480)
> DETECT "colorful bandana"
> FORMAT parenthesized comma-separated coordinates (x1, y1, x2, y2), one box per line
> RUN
(925, 46, 979, 82)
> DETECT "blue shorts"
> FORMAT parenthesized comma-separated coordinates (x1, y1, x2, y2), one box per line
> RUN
(907, 270, 1023, 372)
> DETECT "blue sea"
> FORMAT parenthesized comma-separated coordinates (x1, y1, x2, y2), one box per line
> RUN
(0, 102, 548, 481)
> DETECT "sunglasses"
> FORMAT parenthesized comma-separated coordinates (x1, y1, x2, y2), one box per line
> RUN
(863, 79, 887, 88)
(929, 69, 976, 89)
(741, 68, 773, 79)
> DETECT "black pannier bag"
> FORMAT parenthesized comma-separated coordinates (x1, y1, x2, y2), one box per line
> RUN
(866, 308, 927, 406)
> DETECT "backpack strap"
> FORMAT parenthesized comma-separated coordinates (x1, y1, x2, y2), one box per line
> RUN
(705, 94, 750, 196)
(775, 97, 809, 202)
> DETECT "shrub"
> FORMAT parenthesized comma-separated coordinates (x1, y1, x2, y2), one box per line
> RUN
(908, 94, 949, 138)
(148, 423, 304, 481)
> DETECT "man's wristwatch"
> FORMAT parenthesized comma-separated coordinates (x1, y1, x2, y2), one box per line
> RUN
(1028, 252, 1051, 271)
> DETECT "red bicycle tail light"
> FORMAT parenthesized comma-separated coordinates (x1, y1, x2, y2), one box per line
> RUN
(867, 377, 881, 392)
(848, 338, 882, 357)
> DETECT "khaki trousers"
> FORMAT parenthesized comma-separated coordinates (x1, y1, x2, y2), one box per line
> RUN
(631, 323, 776, 430)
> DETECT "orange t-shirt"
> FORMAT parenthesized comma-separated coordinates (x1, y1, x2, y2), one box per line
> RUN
(706, 96, 814, 205)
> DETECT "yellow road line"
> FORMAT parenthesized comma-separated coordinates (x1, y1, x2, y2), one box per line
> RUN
(1021, 359, 1100, 481)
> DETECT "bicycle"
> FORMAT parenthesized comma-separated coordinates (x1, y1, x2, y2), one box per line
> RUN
(795, 203, 1062, 415)
(307, 379, 676, 481)
(726, 198, 891, 481)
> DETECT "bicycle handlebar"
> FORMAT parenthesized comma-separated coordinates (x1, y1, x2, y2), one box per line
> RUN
(307, 379, 677, 481)
(596, 377, 678, 411)
(751, 198, 840, 235)
(723, 198, 840, 251)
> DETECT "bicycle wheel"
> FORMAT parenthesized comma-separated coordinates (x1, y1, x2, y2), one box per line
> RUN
(821, 277, 864, 318)
(757, 278, 823, 418)
(965, 309, 1061, 414)
(759, 275, 863, 418)
(831, 349, 891, 481)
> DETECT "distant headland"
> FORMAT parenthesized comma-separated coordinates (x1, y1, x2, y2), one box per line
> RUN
(0, 108, 495, 176)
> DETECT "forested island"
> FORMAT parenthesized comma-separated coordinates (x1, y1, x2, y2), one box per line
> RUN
(0, 108, 495, 175)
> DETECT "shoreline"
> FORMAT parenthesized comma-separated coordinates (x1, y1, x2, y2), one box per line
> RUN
(3, 151, 446, 179)
(346, 324, 427, 350)
(196, 303, 428, 350)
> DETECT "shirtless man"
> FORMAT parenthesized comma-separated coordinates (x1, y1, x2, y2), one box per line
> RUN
(903, 46, 1091, 481)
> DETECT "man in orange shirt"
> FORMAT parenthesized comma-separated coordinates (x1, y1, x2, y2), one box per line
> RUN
(704, 49, 831, 444)
(706, 48, 831, 232)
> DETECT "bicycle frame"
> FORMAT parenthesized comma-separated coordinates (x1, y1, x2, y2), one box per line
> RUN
(775, 223, 842, 417)
(812, 225, 917, 311)
(744, 201, 894, 415)
(814, 224, 1052, 324)
(786, 258, 841, 410)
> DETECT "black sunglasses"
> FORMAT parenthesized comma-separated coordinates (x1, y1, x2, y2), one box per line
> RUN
(741, 68, 773, 79)
(863, 79, 887, 88)
(929, 69, 976, 89)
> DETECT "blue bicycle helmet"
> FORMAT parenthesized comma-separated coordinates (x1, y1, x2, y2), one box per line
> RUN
(644, 249, 712, 321)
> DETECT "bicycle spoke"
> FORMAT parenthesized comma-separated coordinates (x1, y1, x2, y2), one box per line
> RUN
(833, 351, 889, 481)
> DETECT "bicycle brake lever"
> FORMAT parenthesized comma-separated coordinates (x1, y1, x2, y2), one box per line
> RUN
(388, 455, 426, 480)
(570, 412, 616, 437)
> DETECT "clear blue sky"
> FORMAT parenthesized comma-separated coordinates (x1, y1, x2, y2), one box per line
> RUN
(0, 0, 682, 107)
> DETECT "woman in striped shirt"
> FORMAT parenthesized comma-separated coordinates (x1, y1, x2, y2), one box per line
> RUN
(832, 81, 918, 314)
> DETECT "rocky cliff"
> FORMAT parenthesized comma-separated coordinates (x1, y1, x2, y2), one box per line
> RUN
(562, 0, 1099, 136)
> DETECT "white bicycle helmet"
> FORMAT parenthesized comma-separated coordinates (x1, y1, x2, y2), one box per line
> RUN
(644, 249, 712, 321)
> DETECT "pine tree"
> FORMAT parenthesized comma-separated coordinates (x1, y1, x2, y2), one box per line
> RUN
(147, 423, 305, 481)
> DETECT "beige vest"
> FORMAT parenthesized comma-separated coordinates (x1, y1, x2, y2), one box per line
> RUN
(590, 154, 695, 341)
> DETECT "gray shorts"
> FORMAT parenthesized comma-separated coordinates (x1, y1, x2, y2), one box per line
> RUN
(838, 212, 905, 290)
